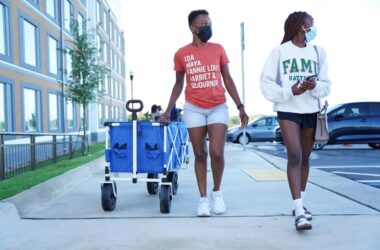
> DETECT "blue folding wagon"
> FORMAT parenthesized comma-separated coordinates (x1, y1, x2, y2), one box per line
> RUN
(101, 100, 189, 213)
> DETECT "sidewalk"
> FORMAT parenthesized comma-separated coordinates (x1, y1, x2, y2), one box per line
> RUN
(0, 144, 379, 250)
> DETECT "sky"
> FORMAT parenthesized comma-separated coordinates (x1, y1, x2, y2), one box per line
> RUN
(119, 0, 380, 117)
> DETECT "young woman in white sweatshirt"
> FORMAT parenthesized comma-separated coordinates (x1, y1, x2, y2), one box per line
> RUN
(260, 11, 331, 230)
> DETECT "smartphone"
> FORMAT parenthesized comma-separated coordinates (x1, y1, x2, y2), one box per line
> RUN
(305, 74, 317, 81)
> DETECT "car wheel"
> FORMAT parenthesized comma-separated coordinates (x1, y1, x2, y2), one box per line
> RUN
(368, 143, 380, 149)
(313, 143, 325, 150)
(237, 133, 250, 145)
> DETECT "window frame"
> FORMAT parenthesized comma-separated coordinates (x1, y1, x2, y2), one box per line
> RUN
(98, 103, 103, 128)
(46, 32, 61, 78)
(27, 0, 40, 9)
(45, 0, 60, 24)
(66, 100, 76, 131)
(18, 11, 41, 72)
(63, 0, 74, 34)
(64, 46, 73, 81)
(0, 76, 14, 132)
(0, 0, 13, 62)
(47, 90, 61, 132)
(77, 12, 85, 35)
(21, 83, 43, 132)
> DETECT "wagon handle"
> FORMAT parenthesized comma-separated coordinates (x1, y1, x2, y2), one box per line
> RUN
(126, 99, 144, 121)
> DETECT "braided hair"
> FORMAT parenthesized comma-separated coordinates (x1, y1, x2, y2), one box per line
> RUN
(281, 11, 312, 44)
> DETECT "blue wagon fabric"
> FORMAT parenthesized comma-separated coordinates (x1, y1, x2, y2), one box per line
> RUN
(105, 122, 187, 174)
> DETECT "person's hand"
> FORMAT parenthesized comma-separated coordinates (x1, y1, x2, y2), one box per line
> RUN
(159, 112, 170, 121)
(291, 80, 306, 95)
(239, 109, 249, 128)
(301, 77, 317, 90)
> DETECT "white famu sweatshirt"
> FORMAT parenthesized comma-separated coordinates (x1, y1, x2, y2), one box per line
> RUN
(260, 41, 331, 113)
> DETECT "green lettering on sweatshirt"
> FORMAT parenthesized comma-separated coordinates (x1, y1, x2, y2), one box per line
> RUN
(290, 58, 299, 73)
(313, 61, 318, 75)
(282, 59, 290, 74)
(301, 59, 312, 73)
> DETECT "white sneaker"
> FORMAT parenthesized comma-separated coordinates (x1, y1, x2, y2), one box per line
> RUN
(211, 190, 226, 215)
(197, 197, 211, 217)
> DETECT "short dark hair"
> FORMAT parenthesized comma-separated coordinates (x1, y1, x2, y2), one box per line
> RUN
(281, 11, 312, 44)
(188, 9, 209, 27)
(151, 104, 157, 113)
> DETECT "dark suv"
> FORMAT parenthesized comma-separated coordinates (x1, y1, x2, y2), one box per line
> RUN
(273, 102, 380, 150)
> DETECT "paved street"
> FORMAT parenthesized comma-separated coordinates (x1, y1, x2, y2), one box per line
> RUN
(248, 142, 380, 189)
(1, 144, 380, 250)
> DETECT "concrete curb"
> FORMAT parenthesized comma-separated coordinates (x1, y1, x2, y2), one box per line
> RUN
(3, 156, 105, 217)
(253, 150, 380, 212)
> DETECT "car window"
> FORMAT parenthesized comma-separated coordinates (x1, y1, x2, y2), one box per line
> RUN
(255, 119, 267, 127)
(369, 103, 380, 116)
(331, 103, 367, 119)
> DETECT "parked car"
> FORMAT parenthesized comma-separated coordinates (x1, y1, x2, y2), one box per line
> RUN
(226, 115, 278, 145)
(273, 102, 380, 150)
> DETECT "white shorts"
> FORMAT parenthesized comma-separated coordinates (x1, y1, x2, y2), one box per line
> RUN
(183, 102, 229, 128)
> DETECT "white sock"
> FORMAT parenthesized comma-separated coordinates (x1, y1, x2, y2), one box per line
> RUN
(293, 198, 305, 217)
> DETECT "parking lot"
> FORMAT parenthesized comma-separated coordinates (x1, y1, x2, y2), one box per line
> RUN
(243, 142, 380, 189)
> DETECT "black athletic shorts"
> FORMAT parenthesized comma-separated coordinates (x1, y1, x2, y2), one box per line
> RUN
(277, 111, 318, 128)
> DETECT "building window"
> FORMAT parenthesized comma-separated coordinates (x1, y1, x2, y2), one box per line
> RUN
(104, 77, 108, 95)
(96, 35, 101, 59)
(79, 105, 88, 130)
(110, 21, 114, 40)
(48, 93, 59, 130)
(96, 0, 101, 26)
(103, 42, 108, 63)
(0, 79, 13, 131)
(47, 35, 58, 75)
(104, 104, 108, 121)
(23, 88, 41, 132)
(27, 0, 39, 7)
(98, 103, 103, 127)
(0, 1, 11, 60)
(78, 13, 84, 35)
(67, 100, 74, 129)
(64, 0, 73, 33)
(21, 18, 39, 68)
(0, 82, 5, 131)
(103, 10, 107, 31)
(46, 0, 57, 21)
(98, 78, 102, 92)
(65, 48, 72, 80)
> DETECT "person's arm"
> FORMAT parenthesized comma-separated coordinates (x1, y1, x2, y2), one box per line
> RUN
(310, 47, 331, 98)
(221, 64, 248, 128)
(260, 48, 303, 102)
(161, 71, 185, 120)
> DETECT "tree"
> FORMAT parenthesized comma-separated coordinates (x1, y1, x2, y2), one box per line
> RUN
(64, 20, 109, 154)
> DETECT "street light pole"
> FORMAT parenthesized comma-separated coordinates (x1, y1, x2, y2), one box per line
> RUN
(240, 22, 247, 150)
(240, 22, 245, 106)
(129, 70, 134, 100)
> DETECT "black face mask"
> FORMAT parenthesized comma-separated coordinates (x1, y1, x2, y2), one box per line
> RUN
(197, 25, 212, 43)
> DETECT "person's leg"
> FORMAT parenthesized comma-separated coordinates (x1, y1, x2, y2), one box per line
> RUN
(279, 119, 303, 200)
(205, 104, 229, 214)
(300, 127, 316, 192)
(280, 118, 312, 230)
(187, 126, 208, 197)
(207, 123, 228, 191)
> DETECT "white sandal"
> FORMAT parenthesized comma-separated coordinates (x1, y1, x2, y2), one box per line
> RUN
(292, 206, 312, 221)
(295, 215, 312, 231)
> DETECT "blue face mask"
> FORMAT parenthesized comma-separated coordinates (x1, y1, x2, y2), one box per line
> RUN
(303, 25, 317, 42)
